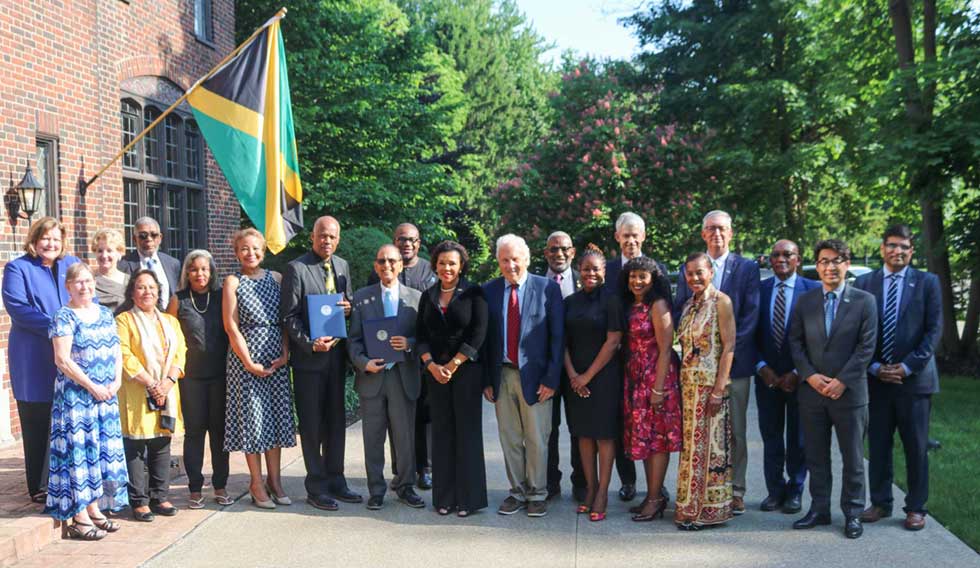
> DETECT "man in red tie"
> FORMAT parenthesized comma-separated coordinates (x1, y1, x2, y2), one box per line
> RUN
(484, 234, 565, 518)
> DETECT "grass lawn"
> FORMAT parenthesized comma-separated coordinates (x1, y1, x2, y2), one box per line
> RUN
(887, 375, 980, 551)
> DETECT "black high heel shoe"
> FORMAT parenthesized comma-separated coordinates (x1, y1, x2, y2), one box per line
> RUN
(631, 497, 666, 522)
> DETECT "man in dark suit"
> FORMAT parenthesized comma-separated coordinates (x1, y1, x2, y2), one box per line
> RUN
(754, 239, 820, 514)
(118, 216, 180, 309)
(602, 212, 670, 502)
(348, 244, 425, 511)
(541, 231, 585, 502)
(855, 224, 942, 531)
(674, 210, 760, 515)
(789, 239, 877, 539)
(484, 234, 564, 518)
(280, 215, 361, 510)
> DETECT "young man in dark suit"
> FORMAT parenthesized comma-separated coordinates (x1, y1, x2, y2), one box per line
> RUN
(280, 215, 361, 510)
(789, 239, 877, 539)
(674, 210, 760, 514)
(754, 240, 820, 514)
(118, 217, 181, 309)
(854, 224, 942, 531)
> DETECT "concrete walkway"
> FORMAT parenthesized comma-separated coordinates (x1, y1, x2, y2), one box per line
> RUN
(146, 393, 978, 568)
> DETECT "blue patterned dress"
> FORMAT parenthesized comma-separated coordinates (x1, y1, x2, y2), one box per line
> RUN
(45, 305, 129, 521)
(224, 271, 296, 453)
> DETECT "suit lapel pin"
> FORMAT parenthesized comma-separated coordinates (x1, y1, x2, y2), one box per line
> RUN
(909, 282, 916, 288)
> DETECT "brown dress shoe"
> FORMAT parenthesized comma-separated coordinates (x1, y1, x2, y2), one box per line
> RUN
(731, 496, 745, 515)
(905, 512, 926, 531)
(860, 505, 892, 523)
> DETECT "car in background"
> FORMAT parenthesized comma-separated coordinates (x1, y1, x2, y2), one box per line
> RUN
(801, 264, 872, 284)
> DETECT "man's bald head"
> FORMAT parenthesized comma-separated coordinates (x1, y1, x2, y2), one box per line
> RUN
(311, 216, 341, 260)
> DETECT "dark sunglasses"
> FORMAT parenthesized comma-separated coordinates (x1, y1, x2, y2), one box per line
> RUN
(395, 237, 420, 245)
(137, 231, 161, 240)
(375, 258, 400, 265)
(770, 251, 798, 259)
(546, 246, 573, 254)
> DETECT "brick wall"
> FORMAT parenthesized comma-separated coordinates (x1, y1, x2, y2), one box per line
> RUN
(0, 0, 238, 442)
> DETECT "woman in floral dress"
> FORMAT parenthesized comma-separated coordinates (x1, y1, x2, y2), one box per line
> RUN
(674, 252, 737, 530)
(619, 257, 682, 522)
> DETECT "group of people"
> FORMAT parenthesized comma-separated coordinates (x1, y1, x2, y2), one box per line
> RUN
(1, 208, 939, 542)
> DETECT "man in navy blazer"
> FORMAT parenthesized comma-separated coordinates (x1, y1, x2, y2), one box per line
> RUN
(674, 210, 760, 514)
(484, 234, 564, 518)
(754, 239, 820, 514)
(854, 224, 942, 531)
(117, 217, 181, 309)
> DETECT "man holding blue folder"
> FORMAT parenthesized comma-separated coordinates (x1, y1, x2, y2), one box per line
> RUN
(281, 216, 361, 510)
(348, 244, 424, 510)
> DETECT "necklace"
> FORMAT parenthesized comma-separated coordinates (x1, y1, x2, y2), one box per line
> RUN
(191, 291, 210, 314)
(440, 285, 457, 293)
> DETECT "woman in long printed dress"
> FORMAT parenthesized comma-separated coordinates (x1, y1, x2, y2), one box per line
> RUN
(46, 263, 128, 540)
(619, 257, 682, 522)
(223, 228, 296, 510)
(674, 252, 737, 530)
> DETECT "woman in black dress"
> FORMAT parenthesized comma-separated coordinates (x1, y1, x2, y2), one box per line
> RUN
(416, 241, 489, 517)
(166, 250, 233, 509)
(563, 245, 624, 522)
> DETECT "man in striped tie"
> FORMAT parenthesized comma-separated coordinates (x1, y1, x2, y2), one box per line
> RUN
(754, 240, 820, 514)
(855, 224, 942, 531)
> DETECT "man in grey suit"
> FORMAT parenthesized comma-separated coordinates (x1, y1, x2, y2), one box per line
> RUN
(349, 244, 425, 510)
(280, 215, 361, 510)
(789, 239, 877, 539)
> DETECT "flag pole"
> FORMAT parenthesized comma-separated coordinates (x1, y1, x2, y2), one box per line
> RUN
(82, 7, 288, 191)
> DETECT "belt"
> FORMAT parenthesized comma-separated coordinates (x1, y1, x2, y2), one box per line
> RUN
(503, 362, 518, 370)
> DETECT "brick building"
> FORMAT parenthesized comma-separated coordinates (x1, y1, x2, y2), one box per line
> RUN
(0, 0, 239, 442)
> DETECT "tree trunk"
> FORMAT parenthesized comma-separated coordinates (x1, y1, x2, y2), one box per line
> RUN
(959, 264, 980, 358)
(918, 193, 961, 352)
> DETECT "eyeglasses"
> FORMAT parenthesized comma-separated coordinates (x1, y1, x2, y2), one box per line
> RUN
(375, 258, 400, 265)
(395, 237, 420, 245)
(137, 231, 161, 240)
(816, 256, 848, 267)
(546, 246, 573, 254)
(703, 225, 730, 233)
(884, 243, 912, 251)
(770, 251, 798, 259)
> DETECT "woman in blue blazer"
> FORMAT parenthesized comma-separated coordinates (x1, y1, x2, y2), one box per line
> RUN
(2, 217, 82, 502)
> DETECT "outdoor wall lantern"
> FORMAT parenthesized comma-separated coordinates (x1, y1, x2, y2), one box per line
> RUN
(15, 160, 44, 221)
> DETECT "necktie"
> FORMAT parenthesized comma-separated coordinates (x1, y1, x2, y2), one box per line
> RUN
(712, 258, 724, 289)
(881, 274, 900, 363)
(824, 291, 837, 337)
(772, 282, 787, 350)
(383, 288, 397, 317)
(553, 273, 562, 284)
(507, 283, 520, 364)
(323, 260, 337, 294)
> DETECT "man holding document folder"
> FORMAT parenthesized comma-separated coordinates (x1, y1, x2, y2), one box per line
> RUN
(281, 216, 361, 510)
(348, 244, 424, 510)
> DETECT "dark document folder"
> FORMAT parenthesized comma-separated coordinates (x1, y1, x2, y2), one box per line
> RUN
(363, 316, 404, 363)
(307, 294, 347, 339)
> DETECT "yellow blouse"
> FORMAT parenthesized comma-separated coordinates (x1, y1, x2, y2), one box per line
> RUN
(116, 310, 187, 439)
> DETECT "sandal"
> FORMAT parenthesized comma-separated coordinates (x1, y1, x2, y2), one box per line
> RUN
(456, 509, 469, 518)
(188, 494, 206, 510)
(30, 491, 47, 504)
(632, 497, 666, 522)
(90, 515, 120, 533)
(215, 493, 236, 506)
(576, 504, 591, 514)
(436, 506, 454, 516)
(67, 521, 106, 541)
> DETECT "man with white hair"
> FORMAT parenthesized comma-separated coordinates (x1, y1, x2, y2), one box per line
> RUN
(674, 209, 760, 515)
(118, 216, 181, 309)
(484, 234, 565, 517)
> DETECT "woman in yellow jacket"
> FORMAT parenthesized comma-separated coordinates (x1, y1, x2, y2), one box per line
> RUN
(116, 269, 187, 522)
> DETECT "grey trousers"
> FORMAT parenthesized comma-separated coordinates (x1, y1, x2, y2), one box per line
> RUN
(495, 367, 553, 502)
(730, 377, 752, 497)
(361, 371, 417, 498)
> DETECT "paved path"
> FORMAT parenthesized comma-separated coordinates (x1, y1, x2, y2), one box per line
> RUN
(147, 393, 978, 568)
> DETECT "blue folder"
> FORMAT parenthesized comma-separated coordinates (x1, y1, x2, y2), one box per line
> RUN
(307, 293, 347, 339)
(363, 316, 404, 363)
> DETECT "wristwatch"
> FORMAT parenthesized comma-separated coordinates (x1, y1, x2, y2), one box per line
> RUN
(453, 357, 463, 367)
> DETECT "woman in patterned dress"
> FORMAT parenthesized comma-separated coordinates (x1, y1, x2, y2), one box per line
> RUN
(223, 228, 296, 509)
(674, 252, 737, 530)
(46, 263, 128, 539)
(619, 257, 682, 522)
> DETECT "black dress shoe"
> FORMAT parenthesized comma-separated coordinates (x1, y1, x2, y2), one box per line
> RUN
(417, 468, 433, 490)
(149, 501, 178, 516)
(845, 517, 863, 539)
(366, 495, 384, 510)
(793, 510, 831, 529)
(132, 508, 155, 522)
(760, 494, 784, 512)
(307, 494, 339, 511)
(927, 438, 941, 452)
(572, 486, 588, 503)
(398, 488, 425, 508)
(618, 484, 636, 502)
(546, 487, 561, 501)
(782, 494, 802, 514)
(331, 488, 363, 504)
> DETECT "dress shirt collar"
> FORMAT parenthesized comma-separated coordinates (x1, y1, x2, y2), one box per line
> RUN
(380, 279, 400, 296)
(622, 253, 643, 267)
(707, 250, 730, 267)
(139, 252, 161, 265)
(507, 271, 529, 290)
(825, 281, 846, 298)
(775, 272, 798, 289)
(883, 265, 909, 279)
(545, 266, 572, 281)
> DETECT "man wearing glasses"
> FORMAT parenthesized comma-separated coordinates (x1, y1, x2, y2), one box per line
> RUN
(754, 240, 820, 515)
(119, 216, 180, 309)
(855, 225, 941, 531)
(789, 239, 877, 539)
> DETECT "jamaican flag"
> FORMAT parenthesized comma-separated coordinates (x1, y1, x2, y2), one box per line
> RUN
(187, 14, 302, 254)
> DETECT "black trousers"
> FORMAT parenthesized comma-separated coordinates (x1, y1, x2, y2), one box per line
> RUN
(294, 356, 349, 497)
(755, 377, 807, 499)
(799, 400, 868, 518)
(868, 390, 931, 514)
(179, 377, 230, 493)
(428, 367, 488, 512)
(124, 436, 172, 507)
(16, 400, 52, 497)
(547, 390, 584, 491)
